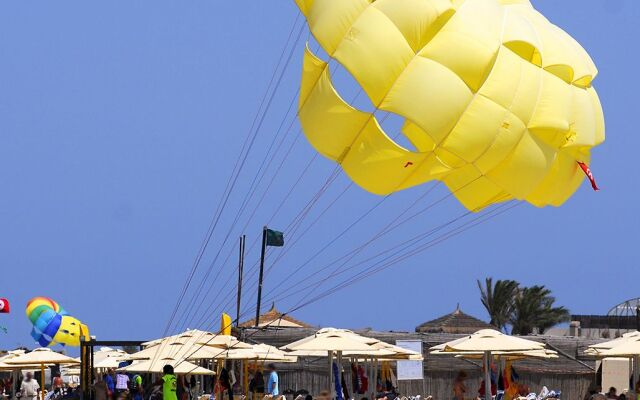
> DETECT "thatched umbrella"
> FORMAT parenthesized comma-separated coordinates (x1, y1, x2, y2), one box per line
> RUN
(282, 328, 374, 399)
(597, 335, 640, 390)
(430, 329, 546, 400)
(6, 348, 79, 400)
(118, 358, 215, 375)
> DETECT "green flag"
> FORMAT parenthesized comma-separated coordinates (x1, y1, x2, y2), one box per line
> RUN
(265, 229, 284, 247)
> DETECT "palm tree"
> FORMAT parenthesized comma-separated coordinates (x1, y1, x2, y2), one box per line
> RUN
(477, 278, 520, 332)
(510, 285, 570, 335)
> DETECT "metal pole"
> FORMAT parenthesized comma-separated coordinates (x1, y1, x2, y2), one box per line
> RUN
(255, 227, 267, 327)
(484, 351, 492, 400)
(236, 235, 245, 327)
(90, 344, 95, 400)
(80, 339, 87, 400)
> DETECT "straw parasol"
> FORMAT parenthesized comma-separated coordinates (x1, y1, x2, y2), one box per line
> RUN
(586, 331, 640, 355)
(129, 340, 256, 361)
(250, 343, 298, 363)
(597, 335, 640, 387)
(6, 348, 80, 400)
(118, 358, 215, 375)
(94, 357, 127, 369)
(281, 328, 378, 398)
(430, 329, 546, 400)
(280, 328, 375, 353)
(64, 368, 81, 376)
(129, 329, 253, 364)
(598, 337, 640, 357)
(92, 347, 129, 364)
(431, 348, 558, 360)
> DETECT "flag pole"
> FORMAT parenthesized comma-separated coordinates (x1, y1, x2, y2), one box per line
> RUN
(236, 235, 245, 327)
(255, 227, 267, 327)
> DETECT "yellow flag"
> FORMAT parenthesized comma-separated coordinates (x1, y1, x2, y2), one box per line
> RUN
(220, 313, 232, 335)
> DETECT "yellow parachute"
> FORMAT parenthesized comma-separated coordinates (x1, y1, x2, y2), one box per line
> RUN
(293, 0, 605, 210)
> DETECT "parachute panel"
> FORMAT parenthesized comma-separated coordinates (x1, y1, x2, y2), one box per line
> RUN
(373, 0, 455, 53)
(486, 131, 556, 199)
(380, 57, 474, 144)
(525, 152, 588, 207)
(418, 0, 504, 92)
(306, 0, 370, 55)
(333, 6, 415, 106)
(342, 118, 432, 195)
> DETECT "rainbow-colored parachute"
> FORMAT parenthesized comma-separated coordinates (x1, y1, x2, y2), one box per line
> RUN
(293, 0, 605, 210)
(26, 297, 90, 347)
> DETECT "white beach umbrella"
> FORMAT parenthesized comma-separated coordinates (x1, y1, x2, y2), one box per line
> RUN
(586, 331, 640, 355)
(6, 348, 80, 400)
(118, 358, 215, 375)
(430, 330, 546, 400)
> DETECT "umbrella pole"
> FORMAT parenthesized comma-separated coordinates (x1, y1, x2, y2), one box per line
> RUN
(328, 351, 333, 400)
(337, 351, 342, 400)
(372, 359, 378, 400)
(41, 363, 46, 400)
(484, 352, 491, 400)
(634, 355, 640, 392)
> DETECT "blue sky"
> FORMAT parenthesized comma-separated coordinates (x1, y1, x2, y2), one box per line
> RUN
(0, 0, 636, 351)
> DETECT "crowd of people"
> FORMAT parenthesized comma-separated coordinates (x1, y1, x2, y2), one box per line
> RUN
(584, 382, 640, 400)
(452, 370, 563, 400)
(10, 363, 640, 400)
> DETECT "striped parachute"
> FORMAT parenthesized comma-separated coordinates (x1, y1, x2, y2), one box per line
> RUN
(293, 0, 605, 210)
(26, 297, 90, 347)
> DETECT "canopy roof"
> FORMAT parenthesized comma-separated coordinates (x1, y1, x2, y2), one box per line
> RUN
(142, 329, 248, 348)
(430, 329, 546, 353)
(250, 343, 298, 362)
(94, 357, 127, 369)
(586, 331, 640, 355)
(416, 306, 495, 334)
(281, 328, 422, 359)
(239, 304, 312, 328)
(282, 329, 372, 353)
(118, 358, 214, 375)
(5, 348, 79, 365)
(130, 340, 254, 361)
(92, 347, 129, 365)
(431, 348, 558, 360)
(598, 336, 640, 357)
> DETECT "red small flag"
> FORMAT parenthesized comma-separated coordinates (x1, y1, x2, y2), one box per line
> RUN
(0, 298, 9, 313)
(578, 162, 599, 191)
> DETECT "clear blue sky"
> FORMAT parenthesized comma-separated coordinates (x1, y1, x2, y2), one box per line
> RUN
(0, 0, 635, 351)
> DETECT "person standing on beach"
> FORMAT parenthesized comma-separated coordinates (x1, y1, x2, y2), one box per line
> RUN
(453, 371, 467, 400)
(20, 372, 40, 400)
(266, 364, 279, 398)
(162, 365, 178, 400)
(105, 370, 115, 400)
(93, 375, 109, 400)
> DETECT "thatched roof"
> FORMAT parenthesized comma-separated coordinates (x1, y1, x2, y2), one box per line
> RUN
(239, 303, 312, 328)
(415, 305, 495, 334)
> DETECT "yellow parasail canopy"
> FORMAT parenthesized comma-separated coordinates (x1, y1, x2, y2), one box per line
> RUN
(293, 0, 605, 211)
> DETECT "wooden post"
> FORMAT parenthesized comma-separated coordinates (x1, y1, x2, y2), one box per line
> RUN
(484, 352, 492, 400)
(40, 363, 45, 400)
(634, 355, 640, 392)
